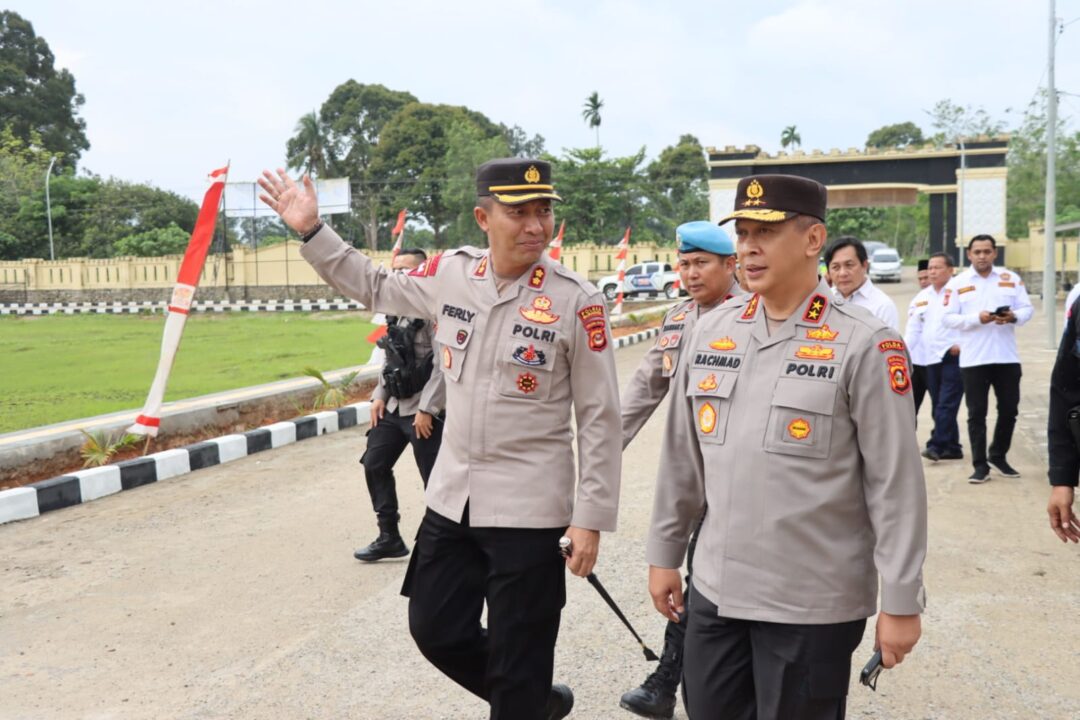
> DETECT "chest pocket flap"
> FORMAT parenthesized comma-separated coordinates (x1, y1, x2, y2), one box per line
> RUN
(434, 321, 474, 383)
(765, 378, 838, 459)
(687, 368, 737, 444)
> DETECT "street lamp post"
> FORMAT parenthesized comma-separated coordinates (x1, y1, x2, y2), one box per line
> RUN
(45, 156, 57, 261)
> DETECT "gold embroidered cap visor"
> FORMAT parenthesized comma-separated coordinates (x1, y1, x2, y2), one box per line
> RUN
(477, 157, 563, 205)
(718, 173, 827, 225)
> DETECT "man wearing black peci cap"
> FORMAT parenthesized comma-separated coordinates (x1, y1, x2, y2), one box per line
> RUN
(647, 174, 927, 720)
(258, 158, 620, 720)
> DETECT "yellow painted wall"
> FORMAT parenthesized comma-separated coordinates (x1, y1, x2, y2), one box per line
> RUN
(0, 241, 678, 292)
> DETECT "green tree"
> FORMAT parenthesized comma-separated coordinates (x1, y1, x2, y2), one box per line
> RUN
(780, 125, 801, 150)
(0, 125, 55, 256)
(113, 222, 190, 256)
(285, 110, 334, 178)
(550, 146, 657, 246)
(502, 123, 545, 158)
(442, 119, 510, 247)
(866, 122, 925, 149)
(0, 11, 89, 165)
(925, 99, 1006, 147)
(317, 81, 417, 249)
(372, 102, 504, 247)
(645, 134, 709, 239)
(582, 92, 603, 149)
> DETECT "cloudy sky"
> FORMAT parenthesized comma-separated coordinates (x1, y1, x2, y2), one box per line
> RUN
(12, 0, 1080, 201)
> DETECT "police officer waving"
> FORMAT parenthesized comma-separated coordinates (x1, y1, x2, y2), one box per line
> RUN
(259, 158, 620, 720)
(355, 248, 445, 562)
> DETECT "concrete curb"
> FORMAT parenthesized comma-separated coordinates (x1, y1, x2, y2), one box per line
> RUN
(0, 326, 660, 526)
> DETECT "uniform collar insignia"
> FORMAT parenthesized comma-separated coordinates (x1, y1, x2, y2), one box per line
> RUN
(473, 254, 489, 278)
(801, 294, 827, 324)
(739, 294, 760, 321)
(527, 265, 546, 289)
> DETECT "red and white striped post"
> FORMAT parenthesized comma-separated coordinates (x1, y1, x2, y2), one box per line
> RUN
(613, 227, 631, 317)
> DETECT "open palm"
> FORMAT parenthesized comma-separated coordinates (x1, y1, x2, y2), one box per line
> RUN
(257, 169, 319, 234)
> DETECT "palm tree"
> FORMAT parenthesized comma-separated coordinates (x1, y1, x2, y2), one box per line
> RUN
(780, 125, 802, 150)
(582, 92, 603, 149)
(286, 111, 332, 178)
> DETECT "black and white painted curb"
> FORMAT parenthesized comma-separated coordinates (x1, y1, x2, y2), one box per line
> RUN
(0, 404, 368, 525)
(0, 326, 659, 526)
(0, 299, 366, 316)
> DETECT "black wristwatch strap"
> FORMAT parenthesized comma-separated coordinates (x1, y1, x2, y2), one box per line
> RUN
(299, 219, 324, 243)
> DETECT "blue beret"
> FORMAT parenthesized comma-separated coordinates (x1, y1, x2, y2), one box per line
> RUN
(676, 221, 735, 256)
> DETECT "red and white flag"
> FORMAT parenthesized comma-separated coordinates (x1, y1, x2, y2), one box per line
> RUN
(389, 208, 407, 262)
(613, 227, 631, 317)
(127, 165, 229, 437)
(549, 220, 565, 261)
(366, 209, 408, 362)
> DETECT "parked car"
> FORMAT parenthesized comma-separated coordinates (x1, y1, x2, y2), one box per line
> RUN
(868, 248, 902, 283)
(596, 261, 681, 300)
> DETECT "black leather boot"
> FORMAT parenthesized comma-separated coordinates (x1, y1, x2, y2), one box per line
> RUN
(353, 529, 409, 561)
(619, 643, 680, 719)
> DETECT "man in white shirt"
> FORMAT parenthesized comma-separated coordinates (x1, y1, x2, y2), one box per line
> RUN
(910, 252, 965, 462)
(941, 235, 1033, 483)
(826, 237, 900, 330)
(904, 258, 932, 413)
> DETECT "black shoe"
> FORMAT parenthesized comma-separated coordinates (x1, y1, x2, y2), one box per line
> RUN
(546, 684, 574, 720)
(968, 467, 990, 484)
(988, 458, 1021, 477)
(619, 665, 677, 719)
(353, 531, 409, 561)
(940, 450, 964, 460)
(921, 448, 941, 462)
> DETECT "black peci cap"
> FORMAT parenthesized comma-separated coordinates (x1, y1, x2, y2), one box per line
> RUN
(719, 174, 827, 225)
(477, 158, 562, 205)
(917, 259, 929, 271)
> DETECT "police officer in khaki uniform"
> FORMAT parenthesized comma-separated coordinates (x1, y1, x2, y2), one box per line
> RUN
(258, 159, 620, 720)
(647, 175, 927, 720)
(355, 248, 446, 562)
(619, 221, 742, 719)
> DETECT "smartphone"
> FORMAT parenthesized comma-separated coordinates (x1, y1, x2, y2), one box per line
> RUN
(991, 305, 1011, 316)
(859, 649, 883, 691)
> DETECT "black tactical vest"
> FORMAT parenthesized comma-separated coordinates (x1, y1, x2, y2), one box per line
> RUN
(377, 316, 434, 399)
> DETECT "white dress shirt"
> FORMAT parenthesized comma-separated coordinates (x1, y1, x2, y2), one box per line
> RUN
(836, 278, 899, 331)
(906, 284, 961, 366)
(940, 265, 1033, 367)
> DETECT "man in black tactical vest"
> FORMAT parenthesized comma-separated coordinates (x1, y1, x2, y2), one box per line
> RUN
(356, 248, 446, 562)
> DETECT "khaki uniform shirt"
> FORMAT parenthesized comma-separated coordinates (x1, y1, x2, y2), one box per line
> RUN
(371, 317, 446, 417)
(647, 282, 927, 623)
(621, 282, 744, 448)
(301, 226, 621, 531)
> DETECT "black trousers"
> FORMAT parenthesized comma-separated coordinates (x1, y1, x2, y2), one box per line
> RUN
(683, 587, 866, 720)
(960, 363, 1022, 471)
(912, 364, 928, 416)
(926, 353, 964, 455)
(360, 408, 442, 529)
(657, 514, 704, 665)
(402, 507, 566, 720)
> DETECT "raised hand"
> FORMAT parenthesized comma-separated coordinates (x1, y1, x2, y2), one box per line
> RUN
(257, 169, 320, 235)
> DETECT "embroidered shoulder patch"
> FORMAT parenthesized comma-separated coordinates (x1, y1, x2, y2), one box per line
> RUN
(408, 252, 443, 278)
(528, 266, 546, 289)
(957, 285, 976, 295)
(878, 339, 905, 353)
(578, 304, 608, 352)
(887, 355, 911, 395)
(740, 294, 760, 320)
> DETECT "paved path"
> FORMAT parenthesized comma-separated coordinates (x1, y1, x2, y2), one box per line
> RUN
(2, 273, 1078, 719)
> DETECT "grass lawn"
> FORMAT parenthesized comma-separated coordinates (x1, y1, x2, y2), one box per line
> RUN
(0, 312, 376, 434)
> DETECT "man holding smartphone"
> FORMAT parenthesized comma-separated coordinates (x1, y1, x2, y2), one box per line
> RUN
(941, 234, 1033, 483)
